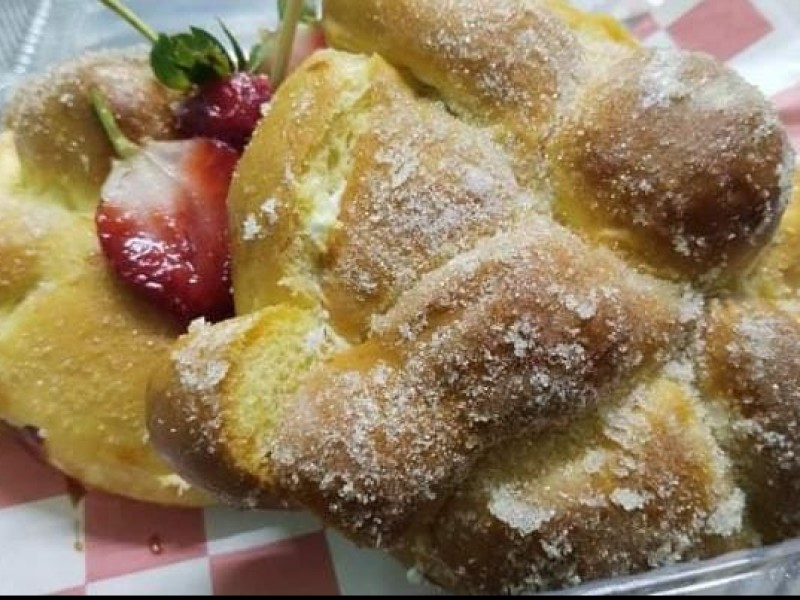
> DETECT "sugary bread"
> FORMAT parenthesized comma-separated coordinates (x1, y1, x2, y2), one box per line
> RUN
(699, 300, 800, 543)
(0, 191, 208, 505)
(228, 51, 376, 316)
(324, 0, 792, 284)
(398, 375, 753, 593)
(548, 49, 792, 283)
(322, 0, 633, 191)
(745, 171, 800, 312)
(152, 47, 545, 502)
(269, 219, 686, 546)
(0, 52, 208, 505)
(0, 0, 790, 592)
(148, 306, 343, 508)
(229, 50, 538, 339)
(147, 0, 799, 591)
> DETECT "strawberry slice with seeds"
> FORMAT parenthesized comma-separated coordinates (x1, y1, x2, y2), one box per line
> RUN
(96, 138, 238, 323)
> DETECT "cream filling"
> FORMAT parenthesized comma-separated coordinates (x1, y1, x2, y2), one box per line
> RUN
(293, 55, 373, 254)
(305, 179, 346, 251)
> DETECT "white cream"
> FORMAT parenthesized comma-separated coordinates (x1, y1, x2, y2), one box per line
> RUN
(306, 180, 346, 250)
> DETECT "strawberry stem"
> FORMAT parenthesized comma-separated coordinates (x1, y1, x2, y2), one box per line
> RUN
(271, 0, 304, 86)
(98, 0, 158, 44)
(90, 88, 139, 160)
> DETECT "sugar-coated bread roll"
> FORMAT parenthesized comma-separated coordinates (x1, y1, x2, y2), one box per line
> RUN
(230, 51, 538, 340)
(322, 0, 633, 188)
(746, 170, 800, 311)
(0, 190, 207, 505)
(270, 220, 684, 546)
(147, 0, 800, 590)
(148, 306, 342, 509)
(549, 49, 793, 283)
(699, 300, 800, 542)
(324, 0, 793, 284)
(399, 376, 752, 593)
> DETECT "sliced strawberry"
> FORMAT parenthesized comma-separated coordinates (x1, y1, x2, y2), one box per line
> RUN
(96, 138, 238, 323)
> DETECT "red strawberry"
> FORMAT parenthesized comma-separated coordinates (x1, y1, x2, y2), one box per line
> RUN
(175, 23, 327, 153)
(176, 73, 273, 153)
(96, 138, 238, 323)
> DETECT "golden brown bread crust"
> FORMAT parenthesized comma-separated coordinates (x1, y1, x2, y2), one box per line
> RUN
(323, 0, 596, 189)
(232, 48, 540, 342)
(320, 66, 537, 340)
(148, 303, 346, 509)
(4, 50, 179, 209)
(231, 51, 409, 320)
(155, 49, 544, 507)
(324, 1, 794, 284)
(549, 49, 793, 283)
(148, 314, 285, 508)
(746, 170, 800, 310)
(699, 301, 800, 543)
(0, 50, 206, 505)
(399, 377, 751, 594)
(0, 193, 208, 506)
(324, 0, 578, 124)
(229, 51, 390, 316)
(146, 0, 800, 592)
(324, 0, 580, 116)
(229, 53, 349, 315)
(271, 220, 685, 546)
(0, 187, 95, 317)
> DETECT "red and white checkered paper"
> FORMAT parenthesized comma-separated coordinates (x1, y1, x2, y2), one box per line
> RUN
(1, 0, 799, 595)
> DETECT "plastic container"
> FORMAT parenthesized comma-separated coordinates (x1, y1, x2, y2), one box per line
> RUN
(0, 0, 278, 107)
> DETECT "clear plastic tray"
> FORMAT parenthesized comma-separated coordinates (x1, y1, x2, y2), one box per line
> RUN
(1, 0, 799, 595)
(563, 538, 800, 595)
(0, 0, 278, 108)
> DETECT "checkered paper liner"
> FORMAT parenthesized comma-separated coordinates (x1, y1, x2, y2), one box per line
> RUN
(2, 0, 800, 595)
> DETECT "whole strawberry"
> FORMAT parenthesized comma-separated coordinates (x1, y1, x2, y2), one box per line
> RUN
(176, 72, 272, 152)
(100, 0, 325, 152)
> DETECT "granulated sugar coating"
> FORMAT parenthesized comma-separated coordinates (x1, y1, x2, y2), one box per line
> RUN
(271, 220, 684, 545)
(549, 48, 791, 283)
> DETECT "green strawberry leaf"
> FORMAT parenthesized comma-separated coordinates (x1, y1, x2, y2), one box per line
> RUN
(102, 0, 309, 90)
(218, 19, 248, 72)
(150, 28, 234, 91)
